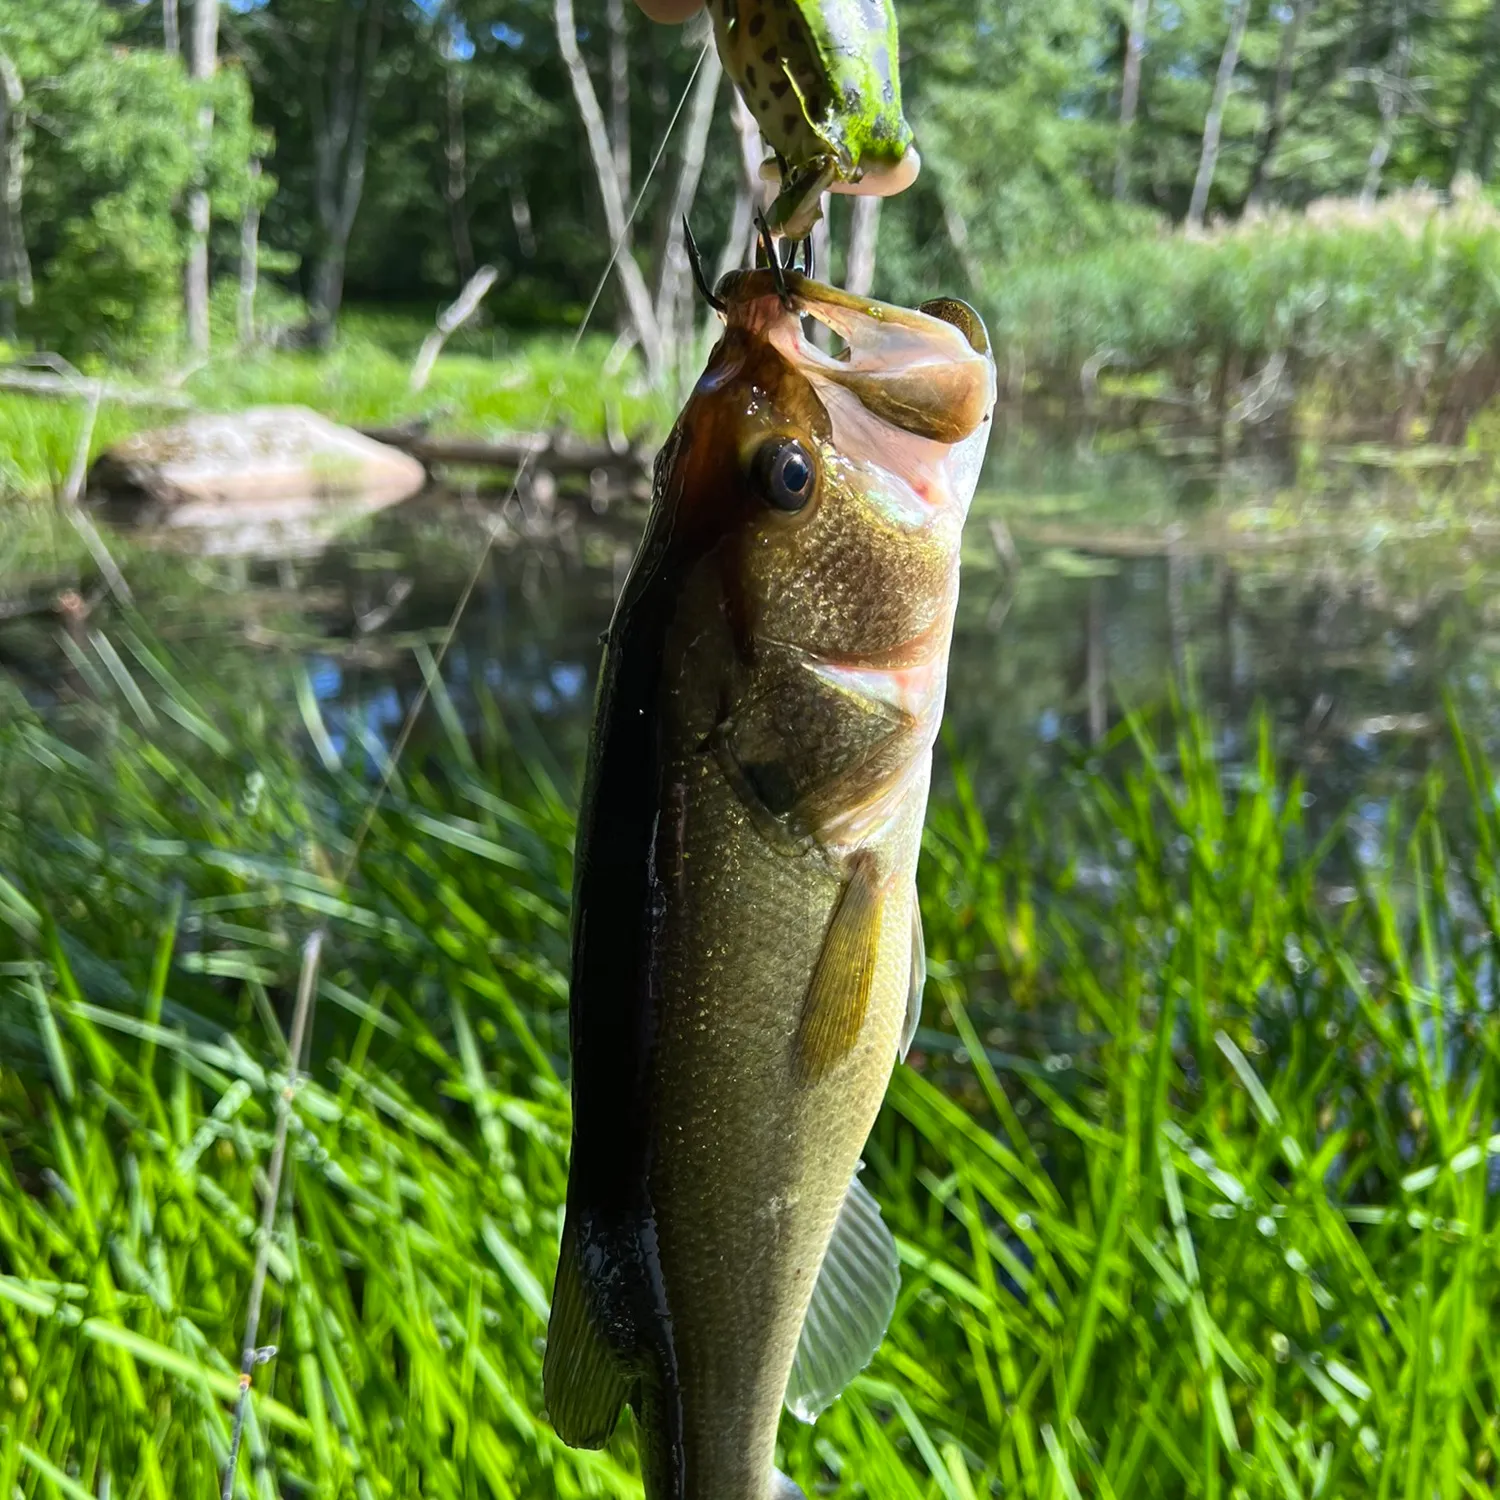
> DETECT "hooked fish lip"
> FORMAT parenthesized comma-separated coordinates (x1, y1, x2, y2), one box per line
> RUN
(717, 269, 986, 350)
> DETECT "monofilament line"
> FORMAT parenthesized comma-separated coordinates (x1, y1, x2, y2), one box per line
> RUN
(216, 42, 712, 1500)
(339, 38, 712, 883)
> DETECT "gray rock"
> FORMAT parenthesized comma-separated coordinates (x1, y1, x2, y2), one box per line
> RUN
(89, 405, 427, 527)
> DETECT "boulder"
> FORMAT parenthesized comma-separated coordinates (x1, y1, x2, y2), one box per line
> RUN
(89, 406, 427, 529)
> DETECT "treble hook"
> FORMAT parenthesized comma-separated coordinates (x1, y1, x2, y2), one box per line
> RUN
(754, 209, 794, 310)
(682, 216, 726, 313)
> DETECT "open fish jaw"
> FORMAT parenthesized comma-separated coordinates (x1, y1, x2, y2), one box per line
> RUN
(721, 270, 997, 853)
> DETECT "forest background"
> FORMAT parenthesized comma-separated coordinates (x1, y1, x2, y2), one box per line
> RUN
(9, 4, 1500, 1499)
(5, 0, 1500, 428)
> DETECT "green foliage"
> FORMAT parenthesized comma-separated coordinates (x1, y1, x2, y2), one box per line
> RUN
(0, 322, 674, 501)
(2, 623, 1499, 1496)
(0, 0, 264, 356)
(989, 189, 1500, 443)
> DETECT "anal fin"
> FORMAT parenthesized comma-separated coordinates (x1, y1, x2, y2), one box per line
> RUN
(543, 1218, 632, 1448)
(794, 854, 886, 1083)
(784, 1169, 900, 1423)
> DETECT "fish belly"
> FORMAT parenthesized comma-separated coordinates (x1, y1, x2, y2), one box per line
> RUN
(641, 755, 920, 1498)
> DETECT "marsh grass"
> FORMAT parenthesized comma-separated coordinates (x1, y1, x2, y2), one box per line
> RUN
(1, 624, 1499, 1497)
(992, 191, 1500, 448)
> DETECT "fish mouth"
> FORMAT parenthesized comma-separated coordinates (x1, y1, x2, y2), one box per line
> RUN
(714, 269, 996, 515)
(716, 270, 993, 442)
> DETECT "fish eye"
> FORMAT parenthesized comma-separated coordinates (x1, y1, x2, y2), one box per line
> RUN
(754, 438, 817, 513)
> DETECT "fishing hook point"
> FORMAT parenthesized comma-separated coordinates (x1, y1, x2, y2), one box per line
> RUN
(754, 208, 795, 310)
(682, 216, 726, 313)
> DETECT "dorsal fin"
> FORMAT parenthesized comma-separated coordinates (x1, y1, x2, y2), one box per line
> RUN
(784, 1170, 900, 1423)
(543, 1219, 632, 1447)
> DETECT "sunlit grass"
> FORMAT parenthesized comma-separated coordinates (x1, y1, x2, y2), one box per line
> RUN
(2, 624, 1499, 1497)
(991, 191, 1500, 447)
(0, 310, 675, 503)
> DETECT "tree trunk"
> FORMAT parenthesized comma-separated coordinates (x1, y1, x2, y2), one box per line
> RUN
(185, 0, 219, 356)
(1247, 0, 1312, 206)
(845, 195, 879, 295)
(712, 89, 765, 287)
(238, 158, 261, 345)
(1186, 0, 1252, 230)
(655, 49, 723, 317)
(509, 177, 537, 259)
(608, 0, 631, 208)
(163, 0, 180, 57)
(940, 190, 983, 293)
(1113, 0, 1150, 200)
(1362, 16, 1411, 205)
(307, 0, 386, 346)
(445, 64, 475, 283)
(1455, 1, 1500, 180)
(553, 0, 664, 379)
(0, 51, 32, 339)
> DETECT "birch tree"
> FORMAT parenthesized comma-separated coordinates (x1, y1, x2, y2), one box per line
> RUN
(553, 0, 666, 379)
(1113, 0, 1150, 200)
(0, 52, 32, 337)
(1187, 0, 1253, 229)
(185, 0, 218, 355)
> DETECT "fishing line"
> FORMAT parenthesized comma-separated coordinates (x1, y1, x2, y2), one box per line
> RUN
(220, 43, 719, 1500)
(339, 38, 713, 881)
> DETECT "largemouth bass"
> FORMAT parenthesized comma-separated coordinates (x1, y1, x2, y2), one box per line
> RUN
(545, 268, 996, 1499)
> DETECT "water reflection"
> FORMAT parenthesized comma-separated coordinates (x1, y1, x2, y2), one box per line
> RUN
(6, 442, 1500, 833)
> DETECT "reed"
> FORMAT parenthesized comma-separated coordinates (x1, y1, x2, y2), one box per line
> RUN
(990, 190, 1500, 447)
(1, 624, 1497, 1497)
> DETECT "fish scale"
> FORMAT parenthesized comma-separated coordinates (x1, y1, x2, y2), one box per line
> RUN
(545, 272, 995, 1500)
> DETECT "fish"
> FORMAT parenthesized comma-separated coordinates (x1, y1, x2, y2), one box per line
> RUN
(544, 265, 996, 1499)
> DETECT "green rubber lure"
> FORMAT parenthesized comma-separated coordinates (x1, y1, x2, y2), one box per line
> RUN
(706, 0, 919, 239)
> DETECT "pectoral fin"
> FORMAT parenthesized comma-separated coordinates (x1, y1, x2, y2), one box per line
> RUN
(794, 856, 885, 1083)
(901, 894, 925, 1062)
(784, 1170, 900, 1423)
(543, 1220, 632, 1447)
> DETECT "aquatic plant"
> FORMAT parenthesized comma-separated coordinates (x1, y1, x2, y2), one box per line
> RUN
(991, 190, 1500, 449)
(1, 626, 1499, 1496)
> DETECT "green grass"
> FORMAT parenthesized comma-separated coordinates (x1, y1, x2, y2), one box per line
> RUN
(0, 311, 676, 503)
(988, 188, 1500, 449)
(2, 620, 1500, 1497)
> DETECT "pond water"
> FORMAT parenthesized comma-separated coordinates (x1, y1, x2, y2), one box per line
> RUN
(6, 427, 1500, 837)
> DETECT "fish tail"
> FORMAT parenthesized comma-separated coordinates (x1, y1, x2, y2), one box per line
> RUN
(772, 1471, 808, 1500)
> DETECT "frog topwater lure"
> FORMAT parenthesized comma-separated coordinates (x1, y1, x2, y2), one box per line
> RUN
(706, 0, 920, 238)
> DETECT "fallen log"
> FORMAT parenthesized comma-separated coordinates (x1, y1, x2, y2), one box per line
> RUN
(0, 368, 193, 407)
(359, 425, 652, 481)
